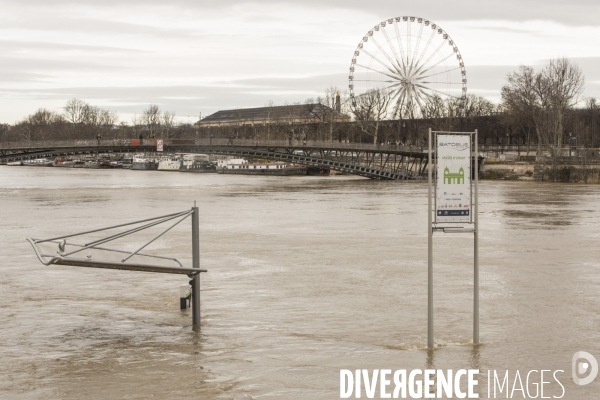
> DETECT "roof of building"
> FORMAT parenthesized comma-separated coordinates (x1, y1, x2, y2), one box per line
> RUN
(198, 104, 350, 125)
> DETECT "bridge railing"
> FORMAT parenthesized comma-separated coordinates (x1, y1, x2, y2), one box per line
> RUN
(0, 138, 430, 154)
(3, 139, 596, 155)
(0, 139, 135, 150)
(200, 138, 428, 153)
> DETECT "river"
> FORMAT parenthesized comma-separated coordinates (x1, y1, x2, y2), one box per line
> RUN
(0, 167, 599, 399)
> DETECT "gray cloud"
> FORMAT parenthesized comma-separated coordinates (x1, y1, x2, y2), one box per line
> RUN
(6, 0, 600, 26)
(0, 40, 148, 55)
(570, 57, 600, 83)
(467, 65, 517, 91)
(1, 56, 130, 74)
(369, 0, 600, 26)
(1, 15, 204, 40)
(469, 26, 565, 40)
(0, 71, 52, 83)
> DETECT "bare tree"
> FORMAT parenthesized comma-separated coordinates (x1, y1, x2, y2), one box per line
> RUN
(131, 114, 143, 137)
(502, 65, 540, 151)
(64, 98, 88, 124)
(452, 94, 495, 117)
(319, 87, 349, 141)
(584, 97, 599, 148)
(17, 121, 33, 141)
(60, 98, 118, 139)
(264, 100, 275, 140)
(233, 109, 246, 139)
(76, 105, 105, 138)
(421, 95, 447, 120)
(283, 108, 302, 143)
(100, 109, 118, 127)
(266, 102, 289, 141)
(534, 59, 584, 179)
(143, 104, 161, 138)
(536, 58, 584, 148)
(304, 99, 327, 141)
(17, 108, 65, 141)
(351, 88, 392, 144)
(304, 88, 352, 142)
(502, 59, 584, 180)
(162, 110, 176, 138)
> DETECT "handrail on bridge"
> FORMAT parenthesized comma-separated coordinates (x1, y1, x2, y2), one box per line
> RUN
(1, 139, 596, 154)
(0, 138, 430, 154)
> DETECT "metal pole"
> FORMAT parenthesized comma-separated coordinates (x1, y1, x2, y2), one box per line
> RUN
(473, 130, 479, 344)
(428, 128, 434, 349)
(192, 204, 201, 325)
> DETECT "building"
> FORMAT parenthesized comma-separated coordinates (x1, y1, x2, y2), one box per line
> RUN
(197, 98, 350, 128)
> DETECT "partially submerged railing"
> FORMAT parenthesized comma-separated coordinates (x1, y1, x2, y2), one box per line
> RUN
(27, 205, 206, 325)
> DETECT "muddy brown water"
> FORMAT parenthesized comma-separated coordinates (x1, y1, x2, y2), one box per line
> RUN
(0, 167, 599, 399)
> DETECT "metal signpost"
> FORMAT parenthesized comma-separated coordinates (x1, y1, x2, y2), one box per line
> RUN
(428, 128, 479, 348)
(191, 204, 201, 325)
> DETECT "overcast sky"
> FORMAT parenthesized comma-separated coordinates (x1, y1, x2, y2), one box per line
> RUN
(1, 0, 600, 124)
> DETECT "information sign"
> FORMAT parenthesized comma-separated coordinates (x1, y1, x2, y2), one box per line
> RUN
(156, 139, 164, 152)
(435, 134, 471, 223)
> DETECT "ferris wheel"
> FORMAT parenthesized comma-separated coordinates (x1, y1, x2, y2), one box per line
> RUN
(349, 16, 466, 119)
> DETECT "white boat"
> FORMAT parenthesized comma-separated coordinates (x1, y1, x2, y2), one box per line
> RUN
(158, 155, 182, 171)
(181, 154, 209, 168)
(216, 158, 246, 169)
(53, 158, 85, 168)
(22, 158, 53, 167)
(217, 158, 306, 176)
(121, 156, 133, 169)
(131, 154, 158, 170)
(180, 154, 216, 173)
(6, 161, 22, 166)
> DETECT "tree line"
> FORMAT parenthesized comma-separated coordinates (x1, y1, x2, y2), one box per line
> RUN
(0, 99, 178, 142)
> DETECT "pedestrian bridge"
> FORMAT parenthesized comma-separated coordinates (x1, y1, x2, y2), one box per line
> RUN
(0, 138, 429, 180)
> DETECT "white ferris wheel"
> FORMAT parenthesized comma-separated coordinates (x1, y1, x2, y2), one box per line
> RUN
(349, 16, 467, 119)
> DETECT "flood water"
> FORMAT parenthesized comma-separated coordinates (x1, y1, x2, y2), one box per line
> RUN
(0, 167, 599, 399)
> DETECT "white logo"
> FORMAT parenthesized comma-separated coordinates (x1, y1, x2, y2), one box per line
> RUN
(572, 351, 598, 385)
(438, 142, 469, 151)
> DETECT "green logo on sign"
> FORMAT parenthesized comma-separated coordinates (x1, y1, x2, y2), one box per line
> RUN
(443, 167, 464, 184)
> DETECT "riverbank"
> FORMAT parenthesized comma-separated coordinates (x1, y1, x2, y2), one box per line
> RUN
(479, 153, 600, 183)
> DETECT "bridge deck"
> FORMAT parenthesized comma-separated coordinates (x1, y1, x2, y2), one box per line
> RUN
(1, 138, 429, 180)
